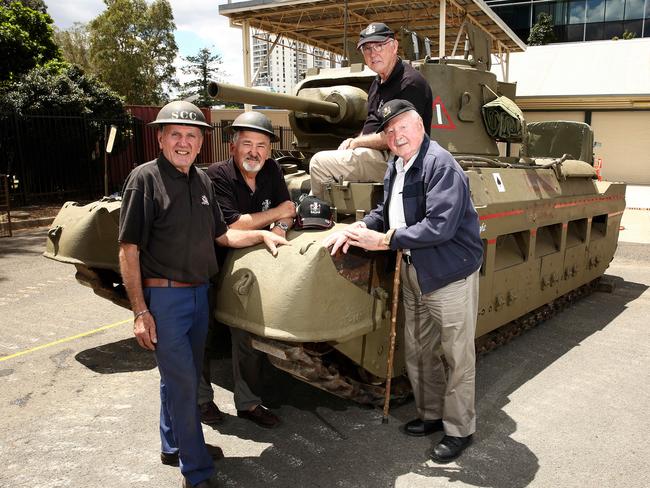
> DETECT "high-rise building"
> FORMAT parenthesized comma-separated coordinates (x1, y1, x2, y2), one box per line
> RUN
(251, 29, 333, 94)
(487, 0, 650, 43)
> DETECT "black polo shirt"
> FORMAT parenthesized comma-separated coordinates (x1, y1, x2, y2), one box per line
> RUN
(362, 59, 433, 135)
(206, 157, 291, 226)
(118, 154, 228, 283)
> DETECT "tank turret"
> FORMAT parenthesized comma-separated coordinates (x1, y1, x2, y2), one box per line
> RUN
(208, 80, 369, 152)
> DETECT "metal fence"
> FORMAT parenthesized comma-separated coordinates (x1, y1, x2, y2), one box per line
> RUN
(0, 111, 296, 205)
(0, 174, 11, 237)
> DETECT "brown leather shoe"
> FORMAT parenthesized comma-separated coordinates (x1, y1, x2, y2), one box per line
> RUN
(161, 444, 224, 466)
(236, 404, 280, 428)
(199, 401, 224, 425)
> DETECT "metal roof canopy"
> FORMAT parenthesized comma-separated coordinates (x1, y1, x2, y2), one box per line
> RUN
(220, 0, 526, 86)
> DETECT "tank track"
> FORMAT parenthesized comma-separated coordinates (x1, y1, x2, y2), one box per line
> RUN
(266, 278, 601, 406)
(73, 264, 600, 406)
(475, 278, 600, 356)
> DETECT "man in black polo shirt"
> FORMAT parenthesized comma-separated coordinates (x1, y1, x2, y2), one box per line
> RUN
(309, 22, 433, 200)
(118, 101, 288, 488)
(203, 111, 294, 429)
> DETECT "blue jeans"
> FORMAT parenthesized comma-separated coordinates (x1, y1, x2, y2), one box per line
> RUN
(145, 284, 214, 485)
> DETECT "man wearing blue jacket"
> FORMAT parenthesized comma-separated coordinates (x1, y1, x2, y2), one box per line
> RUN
(324, 99, 483, 463)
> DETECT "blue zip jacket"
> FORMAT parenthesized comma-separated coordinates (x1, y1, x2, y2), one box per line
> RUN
(363, 135, 483, 294)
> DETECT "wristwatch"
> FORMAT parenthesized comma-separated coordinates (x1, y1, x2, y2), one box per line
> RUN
(274, 221, 289, 232)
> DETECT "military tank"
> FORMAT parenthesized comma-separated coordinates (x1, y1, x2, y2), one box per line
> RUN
(44, 36, 626, 405)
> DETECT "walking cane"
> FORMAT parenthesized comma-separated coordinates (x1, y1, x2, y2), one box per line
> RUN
(382, 248, 403, 424)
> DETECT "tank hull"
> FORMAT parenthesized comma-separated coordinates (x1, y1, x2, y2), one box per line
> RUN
(44, 167, 625, 388)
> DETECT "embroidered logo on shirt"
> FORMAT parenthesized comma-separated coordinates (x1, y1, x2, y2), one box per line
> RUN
(262, 199, 271, 211)
(201, 195, 210, 206)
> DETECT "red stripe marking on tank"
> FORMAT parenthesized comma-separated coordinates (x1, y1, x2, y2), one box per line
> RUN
(562, 223, 568, 228)
(487, 239, 497, 244)
(530, 229, 537, 236)
(553, 195, 624, 208)
(479, 209, 525, 220)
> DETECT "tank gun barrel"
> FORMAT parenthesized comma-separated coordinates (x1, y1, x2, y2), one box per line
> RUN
(208, 81, 340, 118)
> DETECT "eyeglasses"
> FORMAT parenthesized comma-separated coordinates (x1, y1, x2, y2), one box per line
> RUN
(360, 39, 393, 55)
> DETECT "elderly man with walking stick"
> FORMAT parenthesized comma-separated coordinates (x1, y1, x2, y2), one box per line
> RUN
(323, 99, 483, 463)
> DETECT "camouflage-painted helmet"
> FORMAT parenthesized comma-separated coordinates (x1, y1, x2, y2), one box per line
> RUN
(149, 100, 212, 129)
(228, 111, 279, 142)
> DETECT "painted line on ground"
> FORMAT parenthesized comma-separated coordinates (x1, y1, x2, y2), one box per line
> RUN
(0, 318, 131, 362)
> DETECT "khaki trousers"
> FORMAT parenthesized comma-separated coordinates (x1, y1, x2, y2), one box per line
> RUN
(308, 148, 388, 199)
(401, 265, 479, 437)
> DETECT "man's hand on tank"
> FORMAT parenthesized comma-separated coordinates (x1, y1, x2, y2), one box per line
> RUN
(344, 227, 389, 251)
(323, 231, 350, 255)
(261, 230, 290, 256)
(276, 200, 297, 219)
(134, 313, 157, 351)
(338, 138, 354, 150)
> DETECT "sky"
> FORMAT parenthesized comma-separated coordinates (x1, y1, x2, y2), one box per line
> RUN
(47, 0, 246, 85)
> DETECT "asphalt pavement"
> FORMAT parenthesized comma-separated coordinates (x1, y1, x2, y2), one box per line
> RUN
(0, 228, 649, 488)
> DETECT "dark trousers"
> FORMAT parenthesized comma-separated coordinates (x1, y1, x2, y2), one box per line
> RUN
(145, 284, 214, 485)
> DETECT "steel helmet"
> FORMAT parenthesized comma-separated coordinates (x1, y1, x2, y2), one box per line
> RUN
(149, 100, 212, 129)
(228, 111, 279, 142)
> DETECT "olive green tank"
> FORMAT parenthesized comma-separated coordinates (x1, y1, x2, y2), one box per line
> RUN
(44, 47, 626, 405)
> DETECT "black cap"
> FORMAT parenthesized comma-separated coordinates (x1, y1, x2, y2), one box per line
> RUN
(375, 99, 417, 133)
(357, 22, 395, 49)
(294, 195, 334, 230)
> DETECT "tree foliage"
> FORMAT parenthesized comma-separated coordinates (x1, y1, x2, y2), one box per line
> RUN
(0, 1, 60, 81)
(88, 0, 178, 105)
(178, 47, 226, 107)
(54, 22, 93, 74)
(0, 0, 47, 13)
(527, 12, 556, 46)
(0, 60, 125, 117)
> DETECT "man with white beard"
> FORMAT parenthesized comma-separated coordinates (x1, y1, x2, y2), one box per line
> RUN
(203, 111, 295, 429)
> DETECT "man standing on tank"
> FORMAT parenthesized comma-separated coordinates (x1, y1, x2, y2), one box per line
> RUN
(202, 111, 295, 429)
(118, 101, 288, 488)
(309, 22, 433, 200)
(324, 99, 482, 463)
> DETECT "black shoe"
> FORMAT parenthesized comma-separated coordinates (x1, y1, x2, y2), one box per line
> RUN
(402, 418, 444, 437)
(237, 404, 280, 428)
(199, 401, 224, 425)
(430, 435, 473, 463)
(162, 444, 224, 466)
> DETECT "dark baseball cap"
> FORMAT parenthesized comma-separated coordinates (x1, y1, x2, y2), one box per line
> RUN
(357, 22, 395, 49)
(294, 195, 334, 230)
(376, 99, 417, 133)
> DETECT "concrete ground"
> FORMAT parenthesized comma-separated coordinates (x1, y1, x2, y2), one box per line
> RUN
(1, 226, 649, 488)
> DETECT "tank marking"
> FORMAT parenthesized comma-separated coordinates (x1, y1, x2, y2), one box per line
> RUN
(493, 173, 506, 192)
(431, 96, 456, 129)
(554, 195, 624, 208)
(479, 209, 525, 220)
(487, 239, 497, 244)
